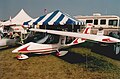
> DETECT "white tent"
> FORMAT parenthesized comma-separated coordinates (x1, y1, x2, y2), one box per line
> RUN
(2, 9, 33, 26)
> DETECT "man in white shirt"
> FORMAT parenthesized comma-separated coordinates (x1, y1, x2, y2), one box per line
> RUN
(97, 27, 104, 36)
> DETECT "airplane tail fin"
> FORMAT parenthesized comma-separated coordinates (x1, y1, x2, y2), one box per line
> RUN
(69, 25, 92, 45)
(82, 26, 91, 34)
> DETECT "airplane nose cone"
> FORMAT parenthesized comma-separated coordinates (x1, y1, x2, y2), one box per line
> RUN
(12, 49, 19, 53)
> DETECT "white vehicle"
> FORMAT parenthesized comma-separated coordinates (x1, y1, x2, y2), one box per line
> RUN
(75, 13, 120, 35)
(75, 13, 120, 28)
(12, 27, 120, 60)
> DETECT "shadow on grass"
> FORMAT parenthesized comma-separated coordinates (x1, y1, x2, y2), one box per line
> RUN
(76, 41, 120, 60)
(91, 43, 120, 60)
(51, 51, 92, 64)
(51, 51, 118, 72)
(25, 53, 50, 57)
(21, 50, 91, 64)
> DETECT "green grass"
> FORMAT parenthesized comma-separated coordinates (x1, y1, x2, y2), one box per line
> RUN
(0, 46, 120, 79)
(70, 47, 120, 78)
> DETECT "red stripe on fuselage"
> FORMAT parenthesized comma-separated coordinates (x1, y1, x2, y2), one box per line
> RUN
(18, 45, 58, 53)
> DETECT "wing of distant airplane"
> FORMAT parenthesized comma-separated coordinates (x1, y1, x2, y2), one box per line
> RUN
(30, 28, 120, 43)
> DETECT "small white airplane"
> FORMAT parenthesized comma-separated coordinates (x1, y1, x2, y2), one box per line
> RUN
(12, 27, 120, 59)
(12, 27, 90, 59)
(0, 23, 29, 49)
(0, 38, 17, 49)
(0, 32, 20, 49)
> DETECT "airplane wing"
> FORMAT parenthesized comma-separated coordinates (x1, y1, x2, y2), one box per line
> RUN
(30, 28, 120, 43)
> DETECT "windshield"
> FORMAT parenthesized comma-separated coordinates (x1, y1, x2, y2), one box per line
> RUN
(24, 32, 60, 44)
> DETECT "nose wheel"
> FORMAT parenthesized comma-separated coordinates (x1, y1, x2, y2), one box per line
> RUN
(16, 54, 29, 60)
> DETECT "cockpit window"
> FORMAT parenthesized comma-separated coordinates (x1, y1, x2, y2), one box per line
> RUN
(43, 34, 60, 44)
(24, 32, 60, 44)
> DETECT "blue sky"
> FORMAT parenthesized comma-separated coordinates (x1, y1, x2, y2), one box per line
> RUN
(0, 0, 120, 20)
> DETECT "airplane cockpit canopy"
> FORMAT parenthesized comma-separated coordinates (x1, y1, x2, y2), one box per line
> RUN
(23, 32, 60, 44)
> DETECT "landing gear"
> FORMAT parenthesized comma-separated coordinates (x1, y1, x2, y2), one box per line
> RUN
(91, 42, 120, 59)
(16, 54, 29, 60)
(56, 50, 68, 56)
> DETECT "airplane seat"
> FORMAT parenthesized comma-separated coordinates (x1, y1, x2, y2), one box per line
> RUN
(37, 35, 49, 44)
(108, 32, 120, 39)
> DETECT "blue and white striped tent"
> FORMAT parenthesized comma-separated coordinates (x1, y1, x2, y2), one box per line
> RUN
(23, 17, 39, 25)
(32, 10, 84, 25)
(23, 20, 31, 25)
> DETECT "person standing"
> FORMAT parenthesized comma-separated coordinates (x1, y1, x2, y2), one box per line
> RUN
(97, 27, 104, 36)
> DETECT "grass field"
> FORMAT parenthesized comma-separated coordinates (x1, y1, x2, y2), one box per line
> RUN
(0, 45, 120, 79)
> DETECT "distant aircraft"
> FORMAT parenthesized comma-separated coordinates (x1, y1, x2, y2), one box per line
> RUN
(0, 32, 21, 49)
(12, 26, 120, 60)
(0, 23, 29, 49)
(0, 38, 17, 49)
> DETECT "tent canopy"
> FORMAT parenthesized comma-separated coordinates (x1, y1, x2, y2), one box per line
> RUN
(23, 17, 39, 25)
(32, 10, 85, 25)
(2, 9, 32, 26)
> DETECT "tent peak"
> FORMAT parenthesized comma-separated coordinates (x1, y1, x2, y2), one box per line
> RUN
(2, 9, 33, 25)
